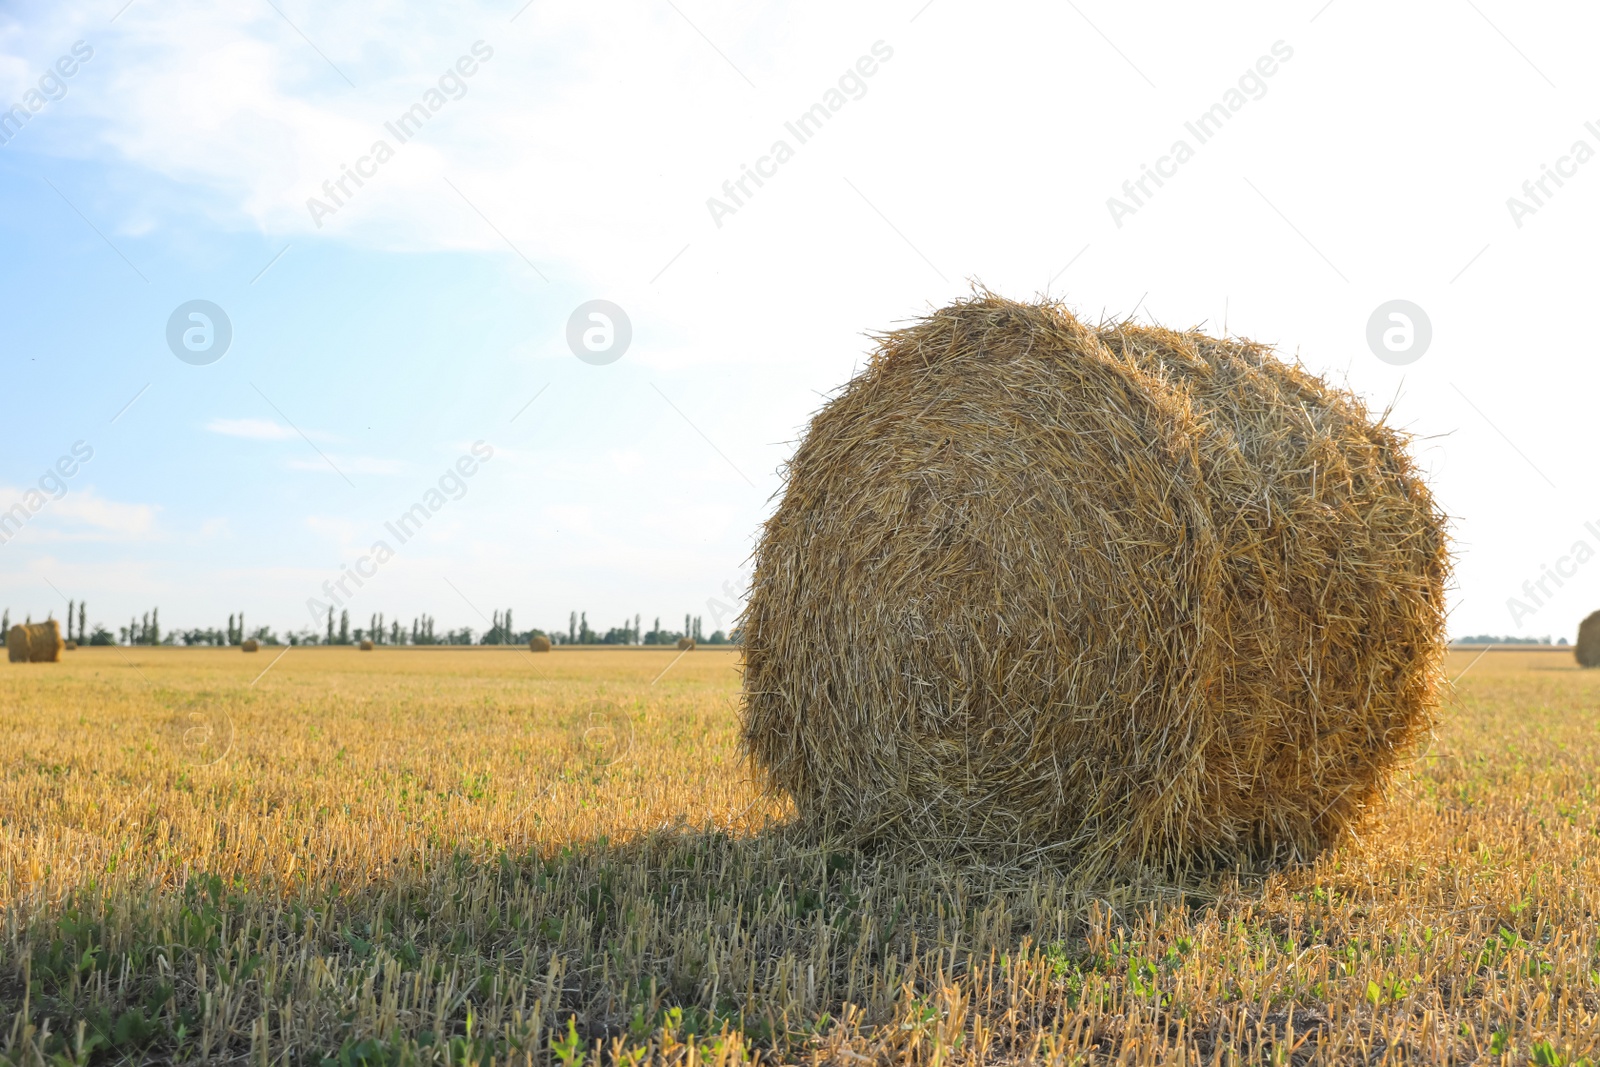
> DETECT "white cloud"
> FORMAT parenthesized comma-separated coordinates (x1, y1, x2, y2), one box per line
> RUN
(543, 504, 594, 534)
(287, 455, 408, 476)
(304, 515, 361, 545)
(0, 484, 159, 541)
(607, 449, 647, 475)
(206, 417, 304, 440)
(55, 487, 159, 535)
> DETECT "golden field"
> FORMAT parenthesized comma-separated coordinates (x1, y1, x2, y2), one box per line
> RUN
(1, 644, 1597, 1065)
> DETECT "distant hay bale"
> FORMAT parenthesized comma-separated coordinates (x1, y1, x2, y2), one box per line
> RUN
(741, 293, 1450, 872)
(530, 635, 552, 652)
(8, 621, 64, 664)
(676, 636, 695, 651)
(359, 639, 375, 651)
(241, 639, 259, 652)
(1577, 611, 1600, 668)
(64, 640, 78, 651)
(28, 621, 63, 663)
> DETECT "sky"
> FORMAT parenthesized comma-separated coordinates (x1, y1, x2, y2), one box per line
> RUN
(1, 0, 1597, 642)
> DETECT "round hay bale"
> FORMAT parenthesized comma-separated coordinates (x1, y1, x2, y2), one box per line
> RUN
(359, 639, 375, 651)
(530, 635, 552, 652)
(64, 640, 78, 651)
(241, 639, 260, 652)
(1576, 611, 1600, 668)
(741, 294, 1449, 871)
(7, 621, 65, 664)
(676, 636, 695, 651)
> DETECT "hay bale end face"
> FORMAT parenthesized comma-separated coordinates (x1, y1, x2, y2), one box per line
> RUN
(741, 293, 1450, 871)
(530, 635, 552, 652)
(359, 639, 375, 651)
(8, 621, 64, 664)
(1577, 611, 1600, 668)
(676, 636, 695, 651)
(241, 639, 260, 652)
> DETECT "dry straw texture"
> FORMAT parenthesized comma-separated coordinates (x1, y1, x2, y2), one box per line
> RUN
(6, 621, 63, 664)
(241, 638, 259, 652)
(677, 636, 696, 651)
(1577, 610, 1600, 668)
(359, 639, 375, 651)
(530, 635, 553, 652)
(30, 622, 65, 663)
(742, 293, 1449, 873)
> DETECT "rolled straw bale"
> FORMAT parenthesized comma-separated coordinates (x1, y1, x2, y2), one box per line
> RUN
(359, 639, 375, 651)
(8, 621, 65, 664)
(64, 641, 78, 651)
(740, 293, 1449, 871)
(29, 621, 64, 663)
(530, 635, 552, 652)
(1577, 611, 1600, 668)
(676, 636, 695, 651)
(241, 639, 259, 652)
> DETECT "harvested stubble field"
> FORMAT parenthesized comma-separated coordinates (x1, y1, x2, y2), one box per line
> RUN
(1, 646, 1597, 1065)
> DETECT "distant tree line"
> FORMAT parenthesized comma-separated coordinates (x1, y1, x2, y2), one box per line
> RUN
(277, 608, 735, 647)
(1454, 634, 1569, 646)
(547, 611, 730, 645)
(114, 606, 285, 646)
(4, 603, 739, 647)
(280, 609, 482, 646)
